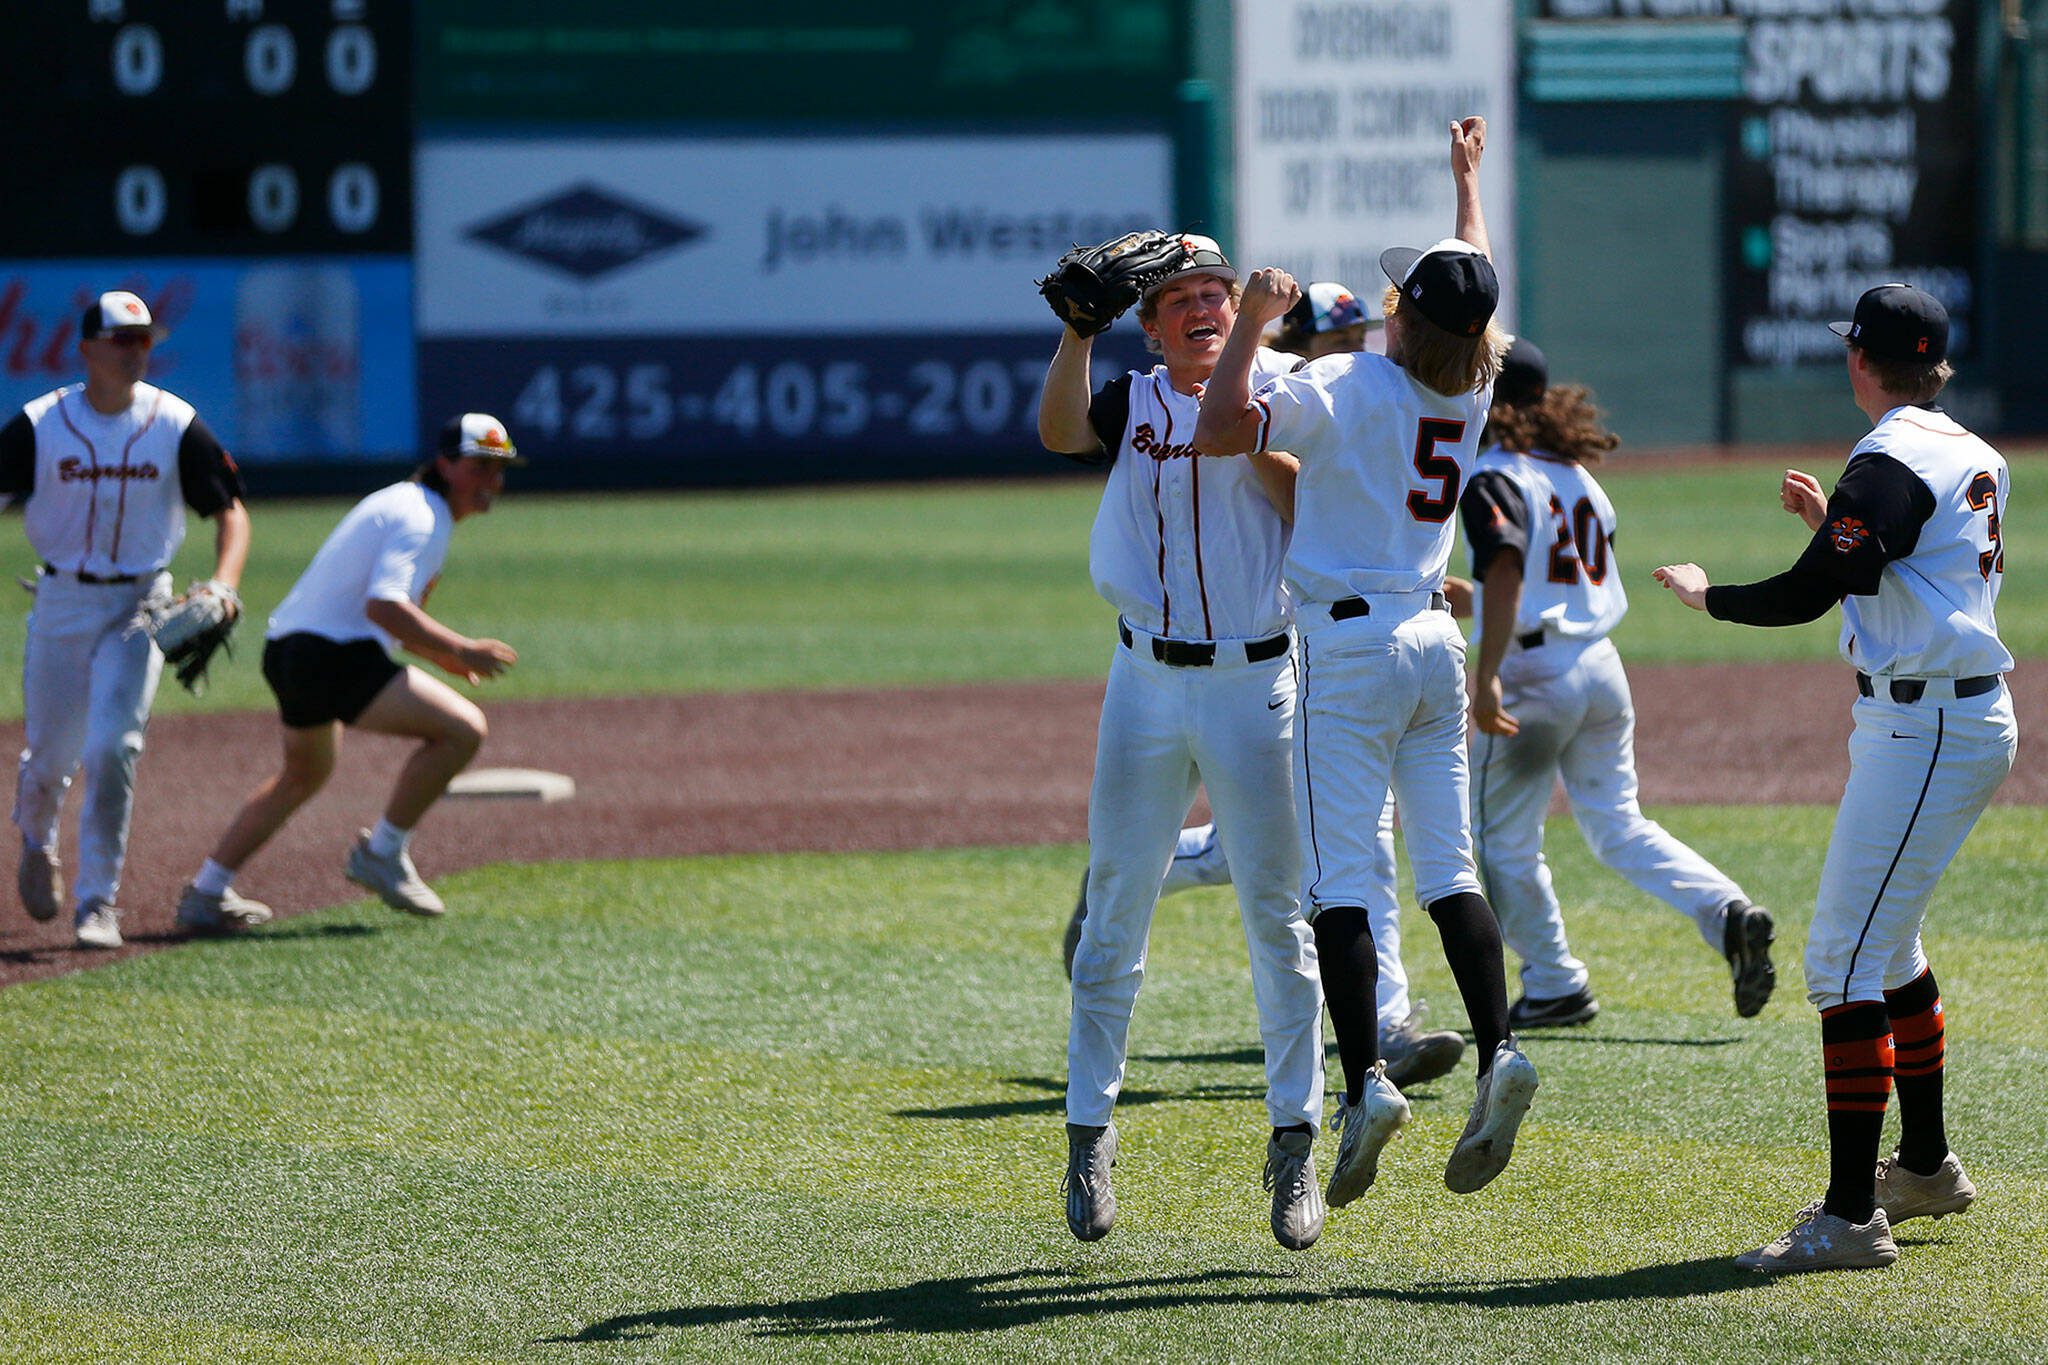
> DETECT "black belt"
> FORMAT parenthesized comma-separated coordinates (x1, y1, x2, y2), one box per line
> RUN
(42, 562, 142, 585)
(1517, 630, 1545, 649)
(1329, 591, 1448, 621)
(1119, 620, 1290, 667)
(1856, 672, 2000, 703)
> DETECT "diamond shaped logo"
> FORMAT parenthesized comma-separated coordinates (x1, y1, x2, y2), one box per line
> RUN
(465, 183, 707, 282)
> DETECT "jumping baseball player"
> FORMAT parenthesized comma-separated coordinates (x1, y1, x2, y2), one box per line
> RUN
(1197, 118, 1540, 1208)
(1654, 284, 2013, 1273)
(1, 291, 251, 950)
(1039, 233, 1326, 1251)
(173, 414, 522, 931)
(1462, 338, 1775, 1028)
(1061, 280, 1466, 1093)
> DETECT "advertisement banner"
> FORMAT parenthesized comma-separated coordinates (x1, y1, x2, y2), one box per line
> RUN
(416, 136, 1173, 337)
(1232, 0, 1517, 318)
(0, 260, 415, 462)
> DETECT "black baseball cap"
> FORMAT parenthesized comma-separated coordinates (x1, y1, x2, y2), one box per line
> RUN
(1381, 238, 1499, 338)
(1496, 337, 1548, 407)
(80, 290, 166, 341)
(1828, 284, 1948, 363)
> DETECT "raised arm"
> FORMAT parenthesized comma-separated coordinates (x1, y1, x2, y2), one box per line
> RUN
(1038, 327, 1100, 454)
(1451, 116, 1491, 260)
(1193, 267, 1299, 455)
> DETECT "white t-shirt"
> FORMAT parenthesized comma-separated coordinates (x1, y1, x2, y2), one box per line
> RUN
(1253, 351, 1491, 605)
(268, 481, 453, 653)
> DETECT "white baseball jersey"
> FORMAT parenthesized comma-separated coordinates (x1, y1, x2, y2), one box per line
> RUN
(0, 382, 242, 576)
(1462, 448, 1627, 643)
(268, 481, 453, 653)
(1250, 352, 1492, 605)
(1831, 405, 2011, 680)
(1085, 348, 1297, 640)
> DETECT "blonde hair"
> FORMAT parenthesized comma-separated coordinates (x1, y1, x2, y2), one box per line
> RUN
(1137, 278, 1242, 356)
(1855, 345, 1954, 405)
(1382, 284, 1510, 397)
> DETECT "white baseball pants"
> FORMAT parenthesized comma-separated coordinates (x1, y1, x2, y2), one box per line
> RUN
(13, 571, 169, 913)
(1470, 638, 1746, 999)
(1806, 682, 2016, 1009)
(1295, 596, 1481, 913)
(1068, 630, 1322, 1130)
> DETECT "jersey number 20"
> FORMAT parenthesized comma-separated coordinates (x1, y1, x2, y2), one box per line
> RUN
(1545, 495, 1611, 585)
(1406, 418, 1466, 523)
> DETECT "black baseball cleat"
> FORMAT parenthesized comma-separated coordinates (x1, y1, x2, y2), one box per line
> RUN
(1724, 901, 1776, 1018)
(1061, 868, 1088, 979)
(1506, 986, 1599, 1030)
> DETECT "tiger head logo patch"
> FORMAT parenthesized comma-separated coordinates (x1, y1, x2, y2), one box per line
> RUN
(1828, 516, 1870, 553)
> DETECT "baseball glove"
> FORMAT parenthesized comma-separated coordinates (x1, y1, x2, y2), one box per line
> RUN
(147, 580, 241, 693)
(1037, 230, 1190, 337)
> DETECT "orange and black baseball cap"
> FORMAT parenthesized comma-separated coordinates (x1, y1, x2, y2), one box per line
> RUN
(1381, 238, 1498, 338)
(1828, 284, 1948, 363)
(438, 413, 527, 465)
(80, 290, 166, 341)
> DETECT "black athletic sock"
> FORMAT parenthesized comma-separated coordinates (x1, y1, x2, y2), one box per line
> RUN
(1312, 906, 1377, 1103)
(1271, 1122, 1313, 1142)
(1885, 970, 1949, 1174)
(1820, 1002, 1893, 1224)
(1425, 891, 1510, 1074)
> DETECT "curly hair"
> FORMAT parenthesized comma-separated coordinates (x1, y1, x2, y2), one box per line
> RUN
(1483, 383, 1620, 465)
(1382, 285, 1509, 397)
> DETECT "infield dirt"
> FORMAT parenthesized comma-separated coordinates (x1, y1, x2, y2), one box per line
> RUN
(0, 660, 2037, 987)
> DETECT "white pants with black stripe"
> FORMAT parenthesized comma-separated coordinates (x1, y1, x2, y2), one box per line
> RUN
(1805, 682, 2017, 1009)
(1067, 632, 1323, 1130)
(12, 570, 170, 914)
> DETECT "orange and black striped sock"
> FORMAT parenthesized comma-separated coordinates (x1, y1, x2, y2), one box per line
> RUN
(1821, 1001, 1893, 1224)
(1886, 970, 1948, 1174)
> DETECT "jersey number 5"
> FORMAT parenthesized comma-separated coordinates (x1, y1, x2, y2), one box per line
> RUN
(1406, 418, 1466, 523)
(1967, 471, 2004, 579)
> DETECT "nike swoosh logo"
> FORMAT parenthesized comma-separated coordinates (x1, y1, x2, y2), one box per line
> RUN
(1268, 698, 1286, 710)
(1891, 731, 1913, 739)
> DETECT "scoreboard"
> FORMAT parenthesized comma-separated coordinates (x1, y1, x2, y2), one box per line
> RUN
(0, 1, 410, 258)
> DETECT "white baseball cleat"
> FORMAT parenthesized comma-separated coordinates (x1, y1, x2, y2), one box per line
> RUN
(74, 902, 124, 950)
(1876, 1151, 1977, 1223)
(1381, 1004, 1466, 1088)
(345, 832, 446, 916)
(18, 843, 62, 923)
(175, 884, 274, 934)
(1444, 1038, 1539, 1193)
(1264, 1128, 1325, 1250)
(1324, 1061, 1412, 1208)
(1735, 1200, 1899, 1272)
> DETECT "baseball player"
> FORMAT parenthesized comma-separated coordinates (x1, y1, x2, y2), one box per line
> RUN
(1196, 118, 1540, 1207)
(0, 291, 251, 950)
(1042, 234, 1327, 1251)
(1654, 284, 2014, 1273)
(1060, 280, 1467, 1093)
(1461, 338, 1775, 1028)
(172, 414, 522, 931)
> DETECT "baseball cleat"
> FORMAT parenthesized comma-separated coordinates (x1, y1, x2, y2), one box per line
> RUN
(1324, 1061, 1411, 1207)
(1876, 1151, 1977, 1223)
(1062, 867, 1087, 979)
(1264, 1128, 1325, 1251)
(18, 843, 62, 923)
(1444, 1038, 1539, 1194)
(1063, 1121, 1117, 1242)
(1735, 1201, 1898, 1273)
(73, 901, 124, 950)
(175, 883, 274, 934)
(346, 832, 446, 916)
(1723, 901, 1777, 1018)
(1381, 1004, 1466, 1088)
(1506, 987, 1598, 1030)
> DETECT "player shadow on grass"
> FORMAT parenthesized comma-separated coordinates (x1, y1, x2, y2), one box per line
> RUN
(896, 1075, 1262, 1121)
(544, 1257, 1761, 1344)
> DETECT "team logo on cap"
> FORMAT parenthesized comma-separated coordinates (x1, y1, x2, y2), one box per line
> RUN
(477, 423, 510, 451)
(1828, 516, 1870, 554)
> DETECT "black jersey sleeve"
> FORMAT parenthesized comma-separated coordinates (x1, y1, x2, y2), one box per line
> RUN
(1460, 470, 1530, 578)
(1052, 374, 1131, 467)
(1796, 450, 1937, 596)
(0, 412, 33, 499)
(176, 416, 247, 517)
(1704, 564, 1845, 626)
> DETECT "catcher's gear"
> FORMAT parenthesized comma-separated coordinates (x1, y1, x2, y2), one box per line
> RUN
(1037, 230, 1195, 338)
(145, 580, 241, 693)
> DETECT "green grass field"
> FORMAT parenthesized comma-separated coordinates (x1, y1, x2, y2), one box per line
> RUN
(1, 811, 2044, 1361)
(3, 460, 2045, 1361)
(7, 449, 2043, 721)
